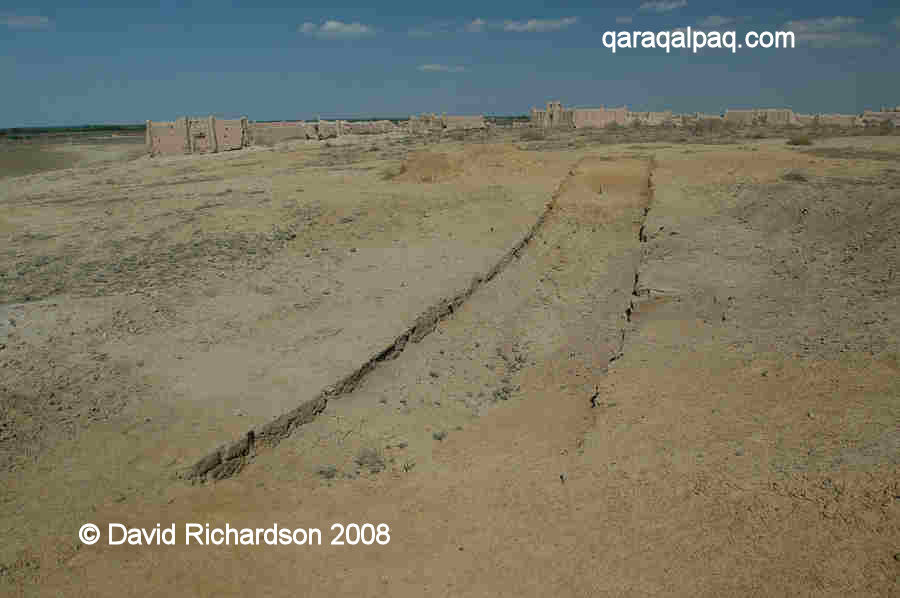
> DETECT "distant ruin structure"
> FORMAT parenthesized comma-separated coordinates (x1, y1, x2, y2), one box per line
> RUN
(146, 99, 896, 158)
(407, 113, 486, 134)
(571, 107, 627, 128)
(146, 116, 248, 157)
(147, 116, 404, 156)
(724, 109, 796, 126)
(530, 102, 575, 128)
(531, 102, 671, 129)
(860, 109, 900, 127)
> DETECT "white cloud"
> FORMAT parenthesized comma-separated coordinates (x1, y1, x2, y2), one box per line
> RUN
(784, 16, 861, 34)
(465, 18, 487, 33)
(1, 14, 50, 28)
(502, 17, 578, 32)
(784, 16, 880, 48)
(417, 64, 466, 73)
(639, 1, 687, 14)
(409, 22, 456, 37)
(616, 16, 633, 24)
(299, 20, 374, 39)
(697, 15, 733, 28)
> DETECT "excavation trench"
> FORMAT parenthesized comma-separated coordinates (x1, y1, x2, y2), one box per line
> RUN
(608, 158, 655, 367)
(183, 162, 587, 482)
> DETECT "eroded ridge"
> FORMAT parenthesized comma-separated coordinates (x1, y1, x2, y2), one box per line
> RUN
(611, 157, 655, 365)
(183, 162, 584, 482)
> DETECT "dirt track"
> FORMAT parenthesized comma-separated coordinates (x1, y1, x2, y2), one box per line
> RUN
(1, 129, 899, 596)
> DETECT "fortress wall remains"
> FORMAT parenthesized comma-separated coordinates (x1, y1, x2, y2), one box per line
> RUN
(147, 117, 249, 156)
(248, 121, 318, 145)
(443, 115, 486, 130)
(572, 107, 628, 128)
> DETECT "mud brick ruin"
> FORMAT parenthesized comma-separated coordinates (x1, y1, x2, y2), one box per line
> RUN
(530, 101, 671, 128)
(530, 100, 899, 130)
(146, 101, 897, 157)
(147, 112, 486, 157)
(145, 116, 249, 156)
(407, 113, 486, 133)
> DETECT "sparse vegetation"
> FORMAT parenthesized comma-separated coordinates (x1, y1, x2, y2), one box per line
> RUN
(787, 135, 813, 146)
(782, 171, 808, 182)
(3, 118, 899, 596)
(355, 447, 386, 473)
(315, 464, 338, 479)
(519, 128, 546, 141)
(380, 162, 407, 180)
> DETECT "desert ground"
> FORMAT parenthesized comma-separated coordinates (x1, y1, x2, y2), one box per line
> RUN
(1, 124, 898, 596)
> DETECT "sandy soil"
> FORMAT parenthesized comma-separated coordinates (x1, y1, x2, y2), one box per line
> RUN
(0, 134, 146, 180)
(1, 128, 898, 596)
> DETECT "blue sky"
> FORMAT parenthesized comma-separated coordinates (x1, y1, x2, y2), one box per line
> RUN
(1, 1, 898, 127)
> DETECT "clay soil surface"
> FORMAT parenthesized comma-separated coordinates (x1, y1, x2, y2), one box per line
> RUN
(1, 128, 898, 596)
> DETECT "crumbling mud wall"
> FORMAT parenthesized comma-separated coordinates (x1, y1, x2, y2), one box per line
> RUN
(816, 114, 860, 127)
(571, 107, 628, 128)
(724, 108, 796, 125)
(250, 119, 400, 145)
(408, 113, 486, 133)
(627, 110, 673, 126)
(861, 110, 900, 127)
(408, 113, 443, 133)
(147, 116, 248, 156)
(535, 102, 677, 129)
(530, 101, 575, 128)
(793, 113, 864, 127)
(316, 120, 340, 139)
(341, 120, 398, 135)
(443, 115, 486, 130)
(249, 121, 319, 145)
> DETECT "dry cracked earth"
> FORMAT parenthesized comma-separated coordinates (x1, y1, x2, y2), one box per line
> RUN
(1, 128, 899, 596)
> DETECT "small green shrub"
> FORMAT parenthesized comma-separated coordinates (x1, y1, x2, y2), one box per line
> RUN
(787, 135, 812, 146)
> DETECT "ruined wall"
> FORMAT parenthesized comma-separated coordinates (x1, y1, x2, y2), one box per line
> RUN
(443, 115, 486, 130)
(536, 102, 677, 129)
(408, 113, 443, 134)
(571, 107, 627, 128)
(724, 110, 754, 125)
(341, 120, 398, 135)
(215, 119, 246, 151)
(147, 119, 188, 156)
(626, 110, 673, 126)
(316, 120, 340, 139)
(408, 114, 484, 133)
(147, 116, 248, 157)
(817, 114, 861, 127)
(725, 109, 796, 126)
(250, 119, 400, 144)
(861, 110, 900, 126)
(530, 102, 574, 128)
(248, 121, 317, 145)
